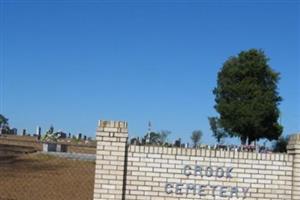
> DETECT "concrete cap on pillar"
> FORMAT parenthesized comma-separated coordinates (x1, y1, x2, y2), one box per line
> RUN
(98, 120, 128, 129)
(287, 133, 300, 154)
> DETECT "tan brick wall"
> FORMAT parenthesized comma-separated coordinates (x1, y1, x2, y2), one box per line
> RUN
(93, 120, 128, 200)
(125, 145, 293, 200)
(288, 134, 300, 200)
(93, 120, 299, 200)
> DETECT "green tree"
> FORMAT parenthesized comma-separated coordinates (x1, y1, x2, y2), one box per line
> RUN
(191, 130, 202, 147)
(147, 132, 161, 145)
(0, 114, 8, 127)
(273, 135, 289, 153)
(144, 130, 171, 145)
(213, 49, 283, 144)
(159, 130, 171, 144)
(208, 117, 227, 144)
(0, 114, 10, 134)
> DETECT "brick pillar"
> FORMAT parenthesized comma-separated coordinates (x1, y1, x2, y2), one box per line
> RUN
(93, 120, 128, 200)
(287, 133, 300, 200)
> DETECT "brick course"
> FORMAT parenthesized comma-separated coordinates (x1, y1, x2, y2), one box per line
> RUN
(93, 120, 299, 200)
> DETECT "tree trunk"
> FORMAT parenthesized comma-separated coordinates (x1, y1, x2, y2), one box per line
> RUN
(241, 136, 247, 145)
(248, 136, 254, 145)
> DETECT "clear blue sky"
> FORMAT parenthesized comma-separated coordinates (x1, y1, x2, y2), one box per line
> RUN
(0, 0, 299, 144)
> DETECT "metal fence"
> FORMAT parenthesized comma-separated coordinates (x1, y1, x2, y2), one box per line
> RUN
(0, 135, 96, 200)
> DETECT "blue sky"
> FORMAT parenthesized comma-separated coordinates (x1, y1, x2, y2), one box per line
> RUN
(0, 0, 299, 144)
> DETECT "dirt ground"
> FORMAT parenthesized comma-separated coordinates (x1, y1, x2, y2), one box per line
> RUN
(0, 135, 96, 154)
(0, 153, 95, 200)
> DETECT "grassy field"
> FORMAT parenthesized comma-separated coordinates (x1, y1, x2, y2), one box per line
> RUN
(0, 135, 96, 154)
(0, 153, 95, 200)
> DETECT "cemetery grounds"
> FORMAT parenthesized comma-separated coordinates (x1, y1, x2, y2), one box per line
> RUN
(0, 136, 96, 200)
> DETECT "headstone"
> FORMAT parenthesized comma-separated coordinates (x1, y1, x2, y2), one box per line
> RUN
(22, 129, 26, 136)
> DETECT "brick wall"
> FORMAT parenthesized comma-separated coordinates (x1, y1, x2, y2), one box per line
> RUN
(93, 120, 128, 200)
(93, 120, 299, 200)
(125, 146, 293, 200)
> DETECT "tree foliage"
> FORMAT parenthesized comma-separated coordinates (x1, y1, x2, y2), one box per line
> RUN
(41, 125, 59, 142)
(159, 130, 171, 144)
(191, 130, 202, 147)
(273, 135, 289, 153)
(208, 117, 227, 144)
(0, 114, 10, 134)
(213, 49, 282, 144)
(148, 132, 161, 144)
(144, 130, 171, 145)
(0, 114, 8, 127)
